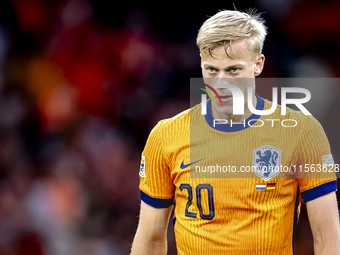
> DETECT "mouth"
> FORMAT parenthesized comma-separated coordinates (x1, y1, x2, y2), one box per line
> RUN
(218, 95, 233, 103)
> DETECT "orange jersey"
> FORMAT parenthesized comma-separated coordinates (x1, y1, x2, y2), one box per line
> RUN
(139, 95, 337, 255)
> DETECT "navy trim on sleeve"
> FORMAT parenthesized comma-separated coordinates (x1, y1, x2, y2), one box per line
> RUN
(301, 180, 338, 202)
(140, 190, 174, 208)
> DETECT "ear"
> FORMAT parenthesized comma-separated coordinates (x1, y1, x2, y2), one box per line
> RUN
(254, 54, 265, 76)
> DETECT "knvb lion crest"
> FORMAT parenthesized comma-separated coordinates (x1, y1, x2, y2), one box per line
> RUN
(253, 145, 282, 181)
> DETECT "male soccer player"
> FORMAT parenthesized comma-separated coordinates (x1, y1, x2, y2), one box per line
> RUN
(130, 10, 340, 255)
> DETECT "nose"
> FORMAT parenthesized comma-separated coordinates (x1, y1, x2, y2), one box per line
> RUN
(215, 74, 233, 88)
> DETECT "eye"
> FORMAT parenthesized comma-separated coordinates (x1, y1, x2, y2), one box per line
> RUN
(208, 67, 218, 73)
(229, 68, 239, 73)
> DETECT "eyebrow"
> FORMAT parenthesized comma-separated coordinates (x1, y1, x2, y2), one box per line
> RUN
(202, 62, 245, 70)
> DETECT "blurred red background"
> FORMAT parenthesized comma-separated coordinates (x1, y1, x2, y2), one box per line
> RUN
(0, 0, 338, 254)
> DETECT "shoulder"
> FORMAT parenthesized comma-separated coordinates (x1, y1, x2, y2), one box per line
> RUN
(158, 108, 191, 129)
(154, 103, 201, 133)
(264, 98, 323, 131)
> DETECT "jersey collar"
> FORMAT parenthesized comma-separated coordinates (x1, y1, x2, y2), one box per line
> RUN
(204, 94, 265, 132)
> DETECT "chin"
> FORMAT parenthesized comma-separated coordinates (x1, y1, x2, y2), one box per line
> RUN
(214, 105, 234, 116)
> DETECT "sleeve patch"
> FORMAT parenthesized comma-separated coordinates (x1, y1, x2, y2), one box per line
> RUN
(301, 180, 338, 202)
(140, 190, 174, 208)
(322, 154, 335, 166)
(139, 155, 146, 177)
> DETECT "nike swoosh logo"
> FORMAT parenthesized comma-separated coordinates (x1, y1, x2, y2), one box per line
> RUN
(180, 158, 205, 169)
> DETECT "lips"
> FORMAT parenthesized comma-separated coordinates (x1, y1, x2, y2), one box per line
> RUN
(219, 95, 233, 103)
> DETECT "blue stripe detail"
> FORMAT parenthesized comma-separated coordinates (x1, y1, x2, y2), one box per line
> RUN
(301, 180, 338, 202)
(140, 190, 174, 208)
(205, 94, 265, 132)
(292, 185, 300, 255)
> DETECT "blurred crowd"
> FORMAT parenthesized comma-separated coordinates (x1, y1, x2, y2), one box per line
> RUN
(0, 0, 338, 254)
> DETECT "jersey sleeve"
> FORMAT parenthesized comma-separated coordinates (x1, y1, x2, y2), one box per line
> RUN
(139, 121, 174, 208)
(295, 116, 337, 202)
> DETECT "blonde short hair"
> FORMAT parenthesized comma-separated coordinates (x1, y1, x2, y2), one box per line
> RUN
(197, 10, 267, 58)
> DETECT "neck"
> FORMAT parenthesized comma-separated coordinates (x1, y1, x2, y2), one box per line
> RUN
(210, 94, 258, 123)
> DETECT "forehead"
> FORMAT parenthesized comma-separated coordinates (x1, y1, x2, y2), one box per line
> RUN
(201, 40, 254, 65)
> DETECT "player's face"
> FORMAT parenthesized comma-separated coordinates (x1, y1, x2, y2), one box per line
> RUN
(201, 40, 265, 116)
